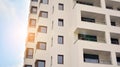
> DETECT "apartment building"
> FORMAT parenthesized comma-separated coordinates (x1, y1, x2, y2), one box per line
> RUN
(24, 0, 120, 67)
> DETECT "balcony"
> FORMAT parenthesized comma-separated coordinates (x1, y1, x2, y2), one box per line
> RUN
(84, 49, 112, 64)
(110, 33, 120, 45)
(75, 0, 101, 7)
(116, 53, 120, 65)
(81, 11, 106, 25)
(105, 0, 120, 11)
(110, 16, 120, 27)
(75, 28, 106, 43)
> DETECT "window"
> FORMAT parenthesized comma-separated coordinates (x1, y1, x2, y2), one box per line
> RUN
(117, 8, 120, 11)
(78, 34, 97, 42)
(58, 19, 64, 26)
(117, 57, 120, 63)
(58, 36, 64, 44)
(38, 26, 47, 33)
(31, 6, 37, 14)
(28, 33, 35, 42)
(35, 60, 45, 67)
(76, 1, 93, 6)
(106, 6, 113, 9)
(111, 21, 116, 26)
(84, 54, 99, 63)
(39, 11, 48, 18)
(32, 0, 38, 2)
(40, 0, 48, 4)
(29, 19, 36, 27)
(111, 38, 119, 44)
(26, 48, 33, 59)
(81, 17, 95, 23)
(58, 55, 64, 64)
(37, 42, 46, 50)
(58, 3, 64, 10)
(24, 65, 32, 67)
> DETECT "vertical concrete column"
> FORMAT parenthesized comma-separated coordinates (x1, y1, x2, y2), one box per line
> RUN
(101, 0, 106, 9)
(105, 31, 111, 44)
(106, 14, 111, 26)
(111, 51, 117, 65)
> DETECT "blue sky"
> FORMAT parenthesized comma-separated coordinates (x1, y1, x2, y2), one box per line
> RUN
(0, 0, 29, 67)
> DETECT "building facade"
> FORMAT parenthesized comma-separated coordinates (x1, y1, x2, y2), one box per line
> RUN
(24, 0, 120, 67)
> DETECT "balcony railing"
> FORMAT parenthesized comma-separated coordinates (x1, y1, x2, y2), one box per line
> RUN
(75, 0, 101, 7)
(76, 1, 93, 6)
(78, 34, 97, 42)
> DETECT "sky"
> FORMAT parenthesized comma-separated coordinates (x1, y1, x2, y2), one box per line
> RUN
(0, 0, 30, 67)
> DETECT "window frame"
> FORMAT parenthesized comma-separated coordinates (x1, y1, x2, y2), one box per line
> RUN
(111, 38, 119, 45)
(40, 0, 49, 4)
(29, 19, 36, 27)
(24, 65, 32, 67)
(37, 42, 46, 50)
(111, 21, 116, 26)
(39, 11, 48, 18)
(58, 3, 64, 10)
(58, 35, 64, 44)
(81, 17, 95, 23)
(78, 34, 97, 42)
(26, 48, 34, 59)
(32, 0, 38, 2)
(84, 53, 99, 63)
(35, 60, 46, 67)
(31, 6, 37, 14)
(58, 55, 64, 64)
(58, 19, 64, 26)
(38, 26, 47, 33)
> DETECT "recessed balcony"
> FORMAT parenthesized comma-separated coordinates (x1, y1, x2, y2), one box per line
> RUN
(75, 28, 106, 43)
(116, 53, 120, 65)
(75, 0, 101, 7)
(84, 49, 112, 64)
(110, 16, 120, 27)
(81, 11, 106, 25)
(106, 0, 120, 11)
(110, 33, 120, 45)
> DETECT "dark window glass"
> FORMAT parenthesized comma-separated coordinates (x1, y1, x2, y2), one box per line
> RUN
(58, 55, 64, 64)
(58, 19, 64, 26)
(38, 26, 47, 33)
(39, 11, 48, 18)
(76, 1, 93, 6)
(78, 34, 97, 42)
(32, 0, 38, 2)
(117, 57, 120, 62)
(111, 38, 119, 44)
(40, 0, 48, 4)
(35, 60, 45, 67)
(106, 6, 113, 9)
(117, 8, 120, 11)
(31, 6, 37, 14)
(84, 54, 99, 63)
(24, 65, 32, 67)
(59, 3, 64, 10)
(37, 42, 46, 50)
(26, 48, 33, 59)
(58, 36, 64, 44)
(81, 17, 95, 23)
(111, 21, 116, 26)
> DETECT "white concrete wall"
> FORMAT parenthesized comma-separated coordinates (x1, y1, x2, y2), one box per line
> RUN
(24, 0, 120, 67)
